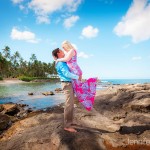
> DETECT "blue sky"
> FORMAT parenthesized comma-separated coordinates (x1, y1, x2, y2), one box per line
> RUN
(0, 0, 150, 79)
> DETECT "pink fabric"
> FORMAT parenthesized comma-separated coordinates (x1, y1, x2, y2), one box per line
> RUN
(67, 50, 97, 111)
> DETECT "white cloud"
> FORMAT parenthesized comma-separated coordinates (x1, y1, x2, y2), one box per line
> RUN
(19, 4, 25, 10)
(132, 56, 142, 60)
(37, 15, 50, 24)
(10, 27, 40, 43)
(12, 0, 27, 13)
(81, 25, 99, 38)
(12, 0, 23, 4)
(78, 52, 93, 59)
(63, 15, 79, 28)
(18, 4, 29, 14)
(28, 0, 82, 24)
(114, 0, 150, 43)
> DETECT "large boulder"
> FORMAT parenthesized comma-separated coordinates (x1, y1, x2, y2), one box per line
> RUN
(0, 114, 11, 131)
(1, 103, 32, 119)
(28, 92, 33, 95)
(55, 88, 63, 93)
(130, 98, 150, 113)
(0, 105, 4, 112)
(2, 104, 20, 116)
(42, 91, 55, 96)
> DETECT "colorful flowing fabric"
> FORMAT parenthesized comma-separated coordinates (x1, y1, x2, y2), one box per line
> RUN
(67, 50, 97, 111)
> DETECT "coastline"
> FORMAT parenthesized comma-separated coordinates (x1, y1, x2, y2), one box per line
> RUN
(1, 78, 150, 85)
(0, 78, 60, 85)
(0, 78, 25, 85)
(0, 83, 150, 150)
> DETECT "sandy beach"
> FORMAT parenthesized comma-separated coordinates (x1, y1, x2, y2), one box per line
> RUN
(0, 79, 25, 85)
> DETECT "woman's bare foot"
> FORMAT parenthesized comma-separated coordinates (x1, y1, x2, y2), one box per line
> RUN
(64, 127, 77, 133)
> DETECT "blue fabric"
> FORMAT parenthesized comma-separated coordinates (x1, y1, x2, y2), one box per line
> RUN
(56, 62, 79, 81)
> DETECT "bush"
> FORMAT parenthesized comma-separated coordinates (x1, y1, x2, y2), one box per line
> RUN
(18, 76, 60, 82)
(0, 76, 3, 80)
(19, 76, 34, 82)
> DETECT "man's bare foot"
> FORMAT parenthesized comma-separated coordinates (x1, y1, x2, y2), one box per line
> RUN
(64, 127, 77, 133)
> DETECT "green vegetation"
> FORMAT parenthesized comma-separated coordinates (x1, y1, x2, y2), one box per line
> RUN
(0, 76, 3, 80)
(0, 46, 57, 80)
(18, 76, 59, 82)
(18, 76, 34, 82)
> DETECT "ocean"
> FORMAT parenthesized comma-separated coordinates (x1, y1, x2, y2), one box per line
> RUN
(97, 79, 150, 89)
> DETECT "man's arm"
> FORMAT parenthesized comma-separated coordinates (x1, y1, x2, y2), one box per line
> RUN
(56, 49, 74, 62)
(58, 62, 79, 80)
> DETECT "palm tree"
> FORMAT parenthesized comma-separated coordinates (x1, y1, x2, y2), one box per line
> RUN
(2, 46, 10, 60)
(0, 52, 9, 77)
(30, 54, 37, 63)
(1, 46, 57, 78)
(51, 61, 57, 74)
(14, 51, 20, 59)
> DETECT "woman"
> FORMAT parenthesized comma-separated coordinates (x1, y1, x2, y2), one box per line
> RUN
(56, 40, 97, 111)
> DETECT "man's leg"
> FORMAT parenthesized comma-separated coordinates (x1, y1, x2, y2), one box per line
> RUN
(61, 82, 77, 132)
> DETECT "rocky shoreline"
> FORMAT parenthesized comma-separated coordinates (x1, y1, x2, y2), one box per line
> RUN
(0, 83, 150, 150)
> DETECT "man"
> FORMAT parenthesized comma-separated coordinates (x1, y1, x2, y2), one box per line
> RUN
(52, 48, 79, 133)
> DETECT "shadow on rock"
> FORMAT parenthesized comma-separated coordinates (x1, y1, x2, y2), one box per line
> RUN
(119, 125, 150, 135)
(57, 129, 104, 150)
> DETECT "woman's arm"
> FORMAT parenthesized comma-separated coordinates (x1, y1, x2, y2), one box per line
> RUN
(57, 49, 75, 62)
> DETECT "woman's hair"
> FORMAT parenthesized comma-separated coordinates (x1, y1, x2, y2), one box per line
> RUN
(61, 40, 74, 50)
(52, 48, 59, 58)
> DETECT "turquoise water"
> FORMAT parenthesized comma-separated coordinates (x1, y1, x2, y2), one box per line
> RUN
(0, 82, 61, 98)
(103, 79, 150, 84)
(97, 79, 150, 89)
(0, 82, 65, 110)
(0, 79, 150, 110)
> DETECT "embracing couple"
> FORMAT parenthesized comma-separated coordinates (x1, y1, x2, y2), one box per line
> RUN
(52, 40, 97, 133)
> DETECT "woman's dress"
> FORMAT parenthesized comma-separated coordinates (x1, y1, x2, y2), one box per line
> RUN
(67, 50, 97, 111)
